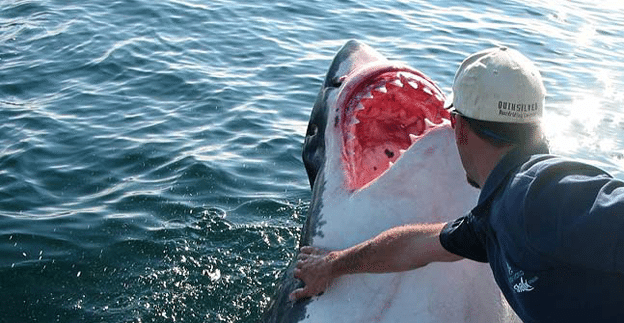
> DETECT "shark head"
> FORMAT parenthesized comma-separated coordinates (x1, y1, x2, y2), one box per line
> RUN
(303, 40, 449, 191)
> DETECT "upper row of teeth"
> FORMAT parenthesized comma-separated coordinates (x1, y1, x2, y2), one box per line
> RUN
(350, 72, 445, 121)
(361, 72, 445, 102)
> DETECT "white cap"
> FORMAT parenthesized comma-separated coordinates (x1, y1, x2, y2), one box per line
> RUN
(447, 46, 546, 123)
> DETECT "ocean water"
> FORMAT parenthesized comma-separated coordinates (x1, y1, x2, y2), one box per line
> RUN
(0, 0, 623, 322)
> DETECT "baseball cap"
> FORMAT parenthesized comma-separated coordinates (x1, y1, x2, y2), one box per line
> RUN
(446, 46, 546, 123)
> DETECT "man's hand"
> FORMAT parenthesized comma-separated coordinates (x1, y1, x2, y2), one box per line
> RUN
(289, 246, 336, 301)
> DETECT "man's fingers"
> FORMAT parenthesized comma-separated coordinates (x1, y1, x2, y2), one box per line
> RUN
(289, 286, 312, 302)
(301, 246, 329, 255)
(290, 246, 333, 302)
(299, 246, 316, 254)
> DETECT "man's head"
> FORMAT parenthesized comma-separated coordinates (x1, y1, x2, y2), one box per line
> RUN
(448, 46, 545, 123)
(447, 46, 547, 187)
(447, 46, 546, 146)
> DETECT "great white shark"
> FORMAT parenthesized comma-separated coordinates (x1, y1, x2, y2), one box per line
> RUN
(263, 40, 519, 322)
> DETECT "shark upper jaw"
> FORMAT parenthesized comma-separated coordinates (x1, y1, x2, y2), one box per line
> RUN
(329, 59, 450, 191)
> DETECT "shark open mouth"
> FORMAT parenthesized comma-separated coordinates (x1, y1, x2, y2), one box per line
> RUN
(340, 67, 449, 190)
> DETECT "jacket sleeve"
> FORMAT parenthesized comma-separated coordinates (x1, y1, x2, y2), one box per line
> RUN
(439, 214, 489, 263)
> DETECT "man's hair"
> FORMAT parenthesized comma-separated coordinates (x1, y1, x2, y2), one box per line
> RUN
(462, 116, 545, 148)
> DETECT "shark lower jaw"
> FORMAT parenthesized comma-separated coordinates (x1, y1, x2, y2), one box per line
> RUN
(339, 66, 450, 190)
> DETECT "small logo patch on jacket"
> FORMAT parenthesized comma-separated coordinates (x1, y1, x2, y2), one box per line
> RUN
(507, 262, 538, 293)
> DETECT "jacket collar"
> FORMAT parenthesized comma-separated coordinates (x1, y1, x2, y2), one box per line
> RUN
(477, 140, 550, 205)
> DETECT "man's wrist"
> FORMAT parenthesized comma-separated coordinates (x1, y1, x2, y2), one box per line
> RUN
(327, 244, 367, 276)
(325, 250, 345, 277)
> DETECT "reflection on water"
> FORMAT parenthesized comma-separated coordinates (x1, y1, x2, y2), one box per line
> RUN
(522, 0, 624, 176)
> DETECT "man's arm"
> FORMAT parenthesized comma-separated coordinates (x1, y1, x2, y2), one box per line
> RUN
(289, 222, 462, 301)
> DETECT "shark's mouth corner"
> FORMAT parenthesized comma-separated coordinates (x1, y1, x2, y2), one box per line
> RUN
(340, 67, 449, 190)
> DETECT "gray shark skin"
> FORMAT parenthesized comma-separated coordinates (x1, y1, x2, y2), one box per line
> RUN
(262, 40, 518, 323)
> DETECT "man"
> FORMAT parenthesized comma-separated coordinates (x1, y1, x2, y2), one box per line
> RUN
(289, 46, 624, 322)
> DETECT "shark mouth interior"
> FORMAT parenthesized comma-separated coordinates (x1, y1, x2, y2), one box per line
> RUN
(341, 68, 449, 190)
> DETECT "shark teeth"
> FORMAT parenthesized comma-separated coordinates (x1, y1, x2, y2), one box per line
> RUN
(407, 81, 419, 89)
(390, 79, 404, 87)
(424, 118, 437, 128)
(346, 70, 446, 172)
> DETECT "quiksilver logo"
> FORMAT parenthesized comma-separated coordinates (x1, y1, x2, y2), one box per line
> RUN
(498, 101, 539, 119)
(498, 101, 538, 112)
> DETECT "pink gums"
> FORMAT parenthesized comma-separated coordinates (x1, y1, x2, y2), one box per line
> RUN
(341, 69, 449, 190)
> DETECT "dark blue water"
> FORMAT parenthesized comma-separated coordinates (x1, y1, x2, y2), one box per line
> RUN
(1, 0, 623, 321)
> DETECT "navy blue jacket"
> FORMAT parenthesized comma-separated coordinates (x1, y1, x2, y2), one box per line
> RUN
(440, 143, 624, 322)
